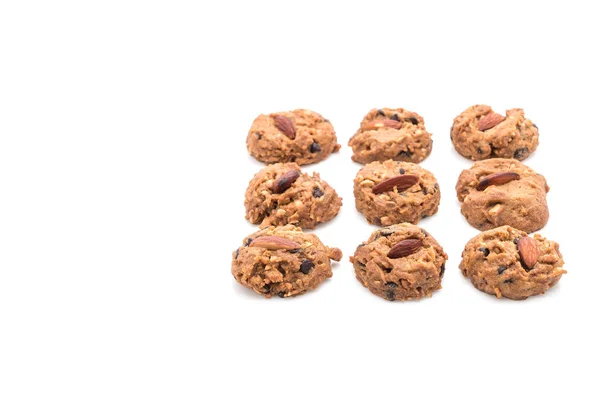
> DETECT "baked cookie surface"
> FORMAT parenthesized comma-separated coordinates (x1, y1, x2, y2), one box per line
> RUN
(456, 158, 549, 233)
(348, 108, 432, 164)
(232, 225, 342, 298)
(247, 109, 340, 165)
(354, 160, 440, 226)
(245, 163, 342, 229)
(459, 226, 566, 300)
(450, 104, 539, 161)
(350, 223, 447, 301)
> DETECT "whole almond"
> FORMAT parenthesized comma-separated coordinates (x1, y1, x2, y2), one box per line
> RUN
(272, 170, 301, 194)
(478, 112, 506, 131)
(249, 236, 300, 251)
(388, 239, 423, 259)
(372, 174, 419, 194)
(273, 115, 296, 139)
(363, 119, 403, 131)
(517, 236, 539, 270)
(476, 171, 520, 191)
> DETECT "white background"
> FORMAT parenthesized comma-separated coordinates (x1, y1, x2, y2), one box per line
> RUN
(1, 1, 599, 399)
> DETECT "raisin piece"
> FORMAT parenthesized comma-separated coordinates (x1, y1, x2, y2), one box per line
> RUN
(386, 282, 398, 288)
(277, 291, 286, 298)
(479, 247, 490, 256)
(532, 123, 538, 129)
(398, 150, 412, 158)
(408, 117, 418, 125)
(385, 290, 396, 301)
(503, 278, 514, 284)
(245, 238, 253, 247)
(422, 187, 428, 195)
(399, 168, 406, 174)
(288, 248, 301, 254)
(391, 114, 400, 121)
(377, 109, 385, 116)
(498, 266, 508, 274)
(309, 142, 321, 153)
(313, 187, 324, 198)
(379, 229, 393, 237)
(421, 229, 428, 237)
(300, 259, 315, 274)
(255, 132, 262, 139)
(513, 147, 529, 160)
(264, 284, 271, 294)
(439, 263, 445, 278)
(235, 248, 240, 259)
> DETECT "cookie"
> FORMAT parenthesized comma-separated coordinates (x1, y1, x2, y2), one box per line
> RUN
(459, 226, 566, 300)
(456, 158, 549, 233)
(450, 104, 539, 161)
(350, 223, 447, 301)
(232, 225, 343, 298)
(348, 108, 432, 164)
(245, 163, 342, 229)
(246, 109, 341, 165)
(354, 160, 440, 226)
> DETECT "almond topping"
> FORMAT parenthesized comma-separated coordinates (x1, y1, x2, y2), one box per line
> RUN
(273, 115, 296, 139)
(273, 170, 301, 194)
(388, 239, 423, 259)
(478, 112, 506, 131)
(372, 174, 419, 194)
(249, 236, 300, 251)
(476, 172, 520, 191)
(517, 236, 539, 270)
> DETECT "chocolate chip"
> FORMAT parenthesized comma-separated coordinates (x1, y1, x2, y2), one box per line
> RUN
(357, 243, 365, 248)
(422, 187, 428, 195)
(479, 247, 490, 256)
(278, 291, 286, 298)
(513, 147, 529, 160)
(357, 261, 366, 267)
(386, 282, 398, 288)
(498, 266, 508, 274)
(264, 284, 271, 294)
(476, 147, 483, 154)
(288, 248, 301, 254)
(255, 132, 262, 139)
(385, 290, 396, 301)
(399, 168, 406, 174)
(408, 117, 418, 125)
(391, 114, 400, 121)
(439, 263, 445, 278)
(300, 259, 315, 274)
(245, 238, 253, 247)
(503, 278, 514, 284)
(398, 150, 412, 158)
(513, 238, 519, 244)
(235, 248, 240, 259)
(379, 229, 393, 237)
(309, 142, 321, 153)
(421, 229, 428, 237)
(289, 156, 296, 162)
(377, 109, 385, 116)
(313, 187, 324, 198)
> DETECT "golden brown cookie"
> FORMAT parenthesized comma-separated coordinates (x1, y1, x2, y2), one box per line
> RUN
(459, 226, 566, 300)
(246, 109, 340, 165)
(354, 160, 440, 226)
(350, 223, 447, 301)
(450, 105, 539, 161)
(456, 159, 549, 233)
(232, 225, 342, 298)
(244, 163, 342, 229)
(348, 108, 432, 164)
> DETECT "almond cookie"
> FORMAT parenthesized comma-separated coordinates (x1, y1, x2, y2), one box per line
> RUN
(232, 225, 342, 298)
(450, 104, 539, 161)
(459, 226, 566, 300)
(245, 163, 342, 229)
(354, 160, 440, 226)
(350, 223, 447, 301)
(456, 159, 549, 233)
(246, 109, 341, 165)
(348, 108, 432, 164)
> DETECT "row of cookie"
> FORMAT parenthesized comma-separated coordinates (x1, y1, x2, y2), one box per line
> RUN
(246, 105, 538, 165)
(232, 223, 565, 301)
(245, 158, 549, 234)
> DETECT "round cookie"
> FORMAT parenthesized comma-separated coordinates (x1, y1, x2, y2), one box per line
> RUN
(459, 226, 566, 300)
(456, 158, 549, 233)
(232, 225, 343, 298)
(245, 163, 342, 229)
(348, 108, 432, 164)
(450, 104, 539, 161)
(247, 109, 341, 165)
(350, 223, 447, 301)
(354, 160, 440, 226)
